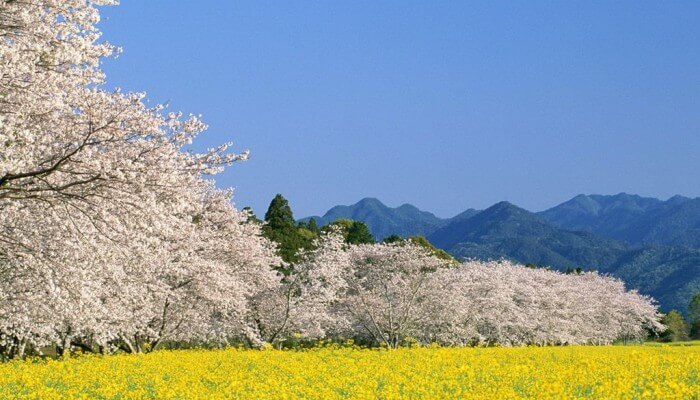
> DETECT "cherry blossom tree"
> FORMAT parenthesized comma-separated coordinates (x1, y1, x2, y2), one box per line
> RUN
(291, 234, 663, 348)
(424, 261, 664, 346)
(0, 0, 282, 358)
(296, 232, 454, 348)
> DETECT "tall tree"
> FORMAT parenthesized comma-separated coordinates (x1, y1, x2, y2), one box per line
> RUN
(660, 310, 690, 342)
(688, 293, 700, 339)
(262, 194, 311, 266)
(307, 218, 320, 234)
(265, 195, 296, 229)
(0, 0, 282, 358)
(346, 221, 375, 244)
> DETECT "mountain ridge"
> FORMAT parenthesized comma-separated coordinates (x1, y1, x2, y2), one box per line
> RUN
(539, 193, 700, 247)
(300, 194, 700, 313)
(300, 197, 450, 241)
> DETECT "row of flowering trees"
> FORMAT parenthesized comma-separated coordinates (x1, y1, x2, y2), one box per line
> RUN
(0, 1, 662, 359)
(264, 233, 664, 349)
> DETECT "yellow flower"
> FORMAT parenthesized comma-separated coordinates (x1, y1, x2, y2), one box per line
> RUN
(0, 344, 698, 399)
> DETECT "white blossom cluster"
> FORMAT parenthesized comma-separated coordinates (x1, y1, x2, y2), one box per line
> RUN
(268, 232, 664, 348)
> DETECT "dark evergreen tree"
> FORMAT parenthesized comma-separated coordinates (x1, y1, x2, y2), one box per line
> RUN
(262, 194, 311, 267)
(382, 234, 403, 244)
(688, 293, 700, 339)
(264, 194, 295, 229)
(307, 218, 320, 234)
(322, 219, 374, 244)
(346, 221, 374, 244)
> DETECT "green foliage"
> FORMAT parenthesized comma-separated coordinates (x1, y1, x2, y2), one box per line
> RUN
(564, 267, 583, 275)
(323, 218, 353, 231)
(691, 321, 700, 340)
(346, 221, 374, 244)
(380, 235, 454, 262)
(407, 236, 455, 262)
(322, 219, 374, 244)
(660, 310, 690, 342)
(242, 206, 262, 224)
(307, 218, 320, 234)
(262, 194, 314, 267)
(382, 234, 403, 244)
(689, 293, 700, 339)
(264, 194, 295, 229)
(297, 227, 317, 242)
(689, 293, 700, 323)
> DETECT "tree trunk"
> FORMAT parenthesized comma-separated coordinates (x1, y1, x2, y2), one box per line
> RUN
(16, 340, 26, 359)
(57, 335, 71, 358)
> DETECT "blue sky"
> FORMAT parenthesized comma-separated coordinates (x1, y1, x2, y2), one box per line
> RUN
(100, 1, 700, 218)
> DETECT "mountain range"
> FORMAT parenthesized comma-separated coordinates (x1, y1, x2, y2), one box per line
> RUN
(540, 194, 700, 247)
(302, 198, 449, 240)
(301, 193, 700, 314)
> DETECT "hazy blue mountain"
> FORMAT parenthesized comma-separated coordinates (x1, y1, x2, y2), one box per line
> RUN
(302, 195, 700, 313)
(540, 193, 698, 246)
(627, 198, 700, 247)
(301, 198, 448, 240)
(609, 246, 700, 314)
(428, 201, 700, 312)
(449, 208, 480, 222)
(428, 202, 628, 270)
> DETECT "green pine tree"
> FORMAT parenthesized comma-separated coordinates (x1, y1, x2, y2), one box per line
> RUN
(307, 218, 320, 234)
(346, 221, 374, 244)
(264, 194, 295, 229)
(262, 194, 312, 268)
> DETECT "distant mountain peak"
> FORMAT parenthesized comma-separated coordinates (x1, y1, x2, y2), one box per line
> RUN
(481, 201, 532, 217)
(540, 193, 696, 246)
(450, 208, 480, 221)
(301, 198, 448, 240)
(492, 200, 515, 208)
(667, 194, 690, 204)
(301, 193, 700, 314)
(355, 197, 384, 206)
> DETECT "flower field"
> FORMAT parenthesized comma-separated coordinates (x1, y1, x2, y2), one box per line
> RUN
(0, 345, 698, 399)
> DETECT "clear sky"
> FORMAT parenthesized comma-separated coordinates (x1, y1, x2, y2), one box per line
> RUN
(99, 1, 700, 218)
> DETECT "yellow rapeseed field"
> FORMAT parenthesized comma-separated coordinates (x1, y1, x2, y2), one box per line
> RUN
(0, 344, 698, 399)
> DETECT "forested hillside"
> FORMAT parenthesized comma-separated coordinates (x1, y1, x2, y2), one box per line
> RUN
(303, 195, 700, 313)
